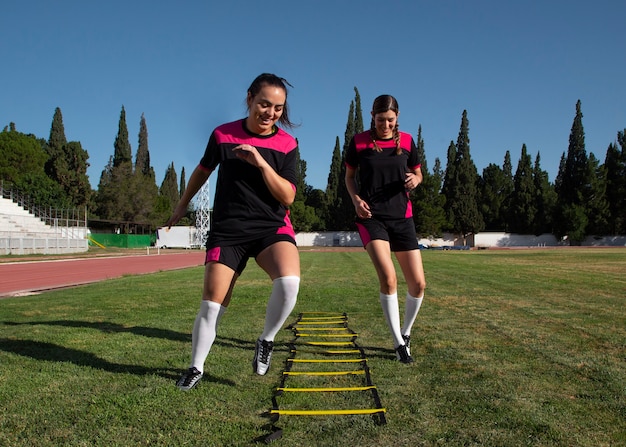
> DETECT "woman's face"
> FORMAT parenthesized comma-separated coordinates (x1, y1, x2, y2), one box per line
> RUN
(246, 84, 286, 135)
(372, 110, 398, 139)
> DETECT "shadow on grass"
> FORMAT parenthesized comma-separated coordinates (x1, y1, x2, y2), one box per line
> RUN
(0, 337, 237, 386)
(3, 320, 189, 342)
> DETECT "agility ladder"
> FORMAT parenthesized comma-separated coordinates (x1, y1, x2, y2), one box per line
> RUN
(267, 312, 386, 425)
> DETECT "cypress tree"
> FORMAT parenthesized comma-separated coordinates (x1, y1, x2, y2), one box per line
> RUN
(532, 152, 557, 235)
(584, 152, 610, 235)
(44, 107, 68, 188)
(48, 107, 67, 149)
(411, 126, 446, 237)
(95, 106, 136, 221)
(324, 137, 342, 229)
(45, 107, 90, 207)
(604, 131, 626, 234)
(353, 87, 364, 134)
(479, 163, 507, 231)
(135, 113, 153, 178)
(443, 110, 484, 239)
(113, 106, 132, 171)
(159, 162, 179, 213)
(508, 144, 536, 233)
(335, 91, 363, 230)
(179, 167, 186, 199)
(554, 100, 589, 243)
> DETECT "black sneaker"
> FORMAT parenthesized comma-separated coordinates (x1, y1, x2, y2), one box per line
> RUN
(253, 339, 274, 375)
(402, 335, 411, 355)
(176, 367, 203, 391)
(395, 344, 414, 364)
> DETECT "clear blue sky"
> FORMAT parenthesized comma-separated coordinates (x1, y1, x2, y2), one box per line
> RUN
(2, 1, 625, 204)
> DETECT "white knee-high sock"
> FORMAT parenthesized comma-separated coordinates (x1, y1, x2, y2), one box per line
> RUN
(379, 292, 404, 348)
(402, 293, 423, 337)
(260, 276, 300, 342)
(190, 300, 222, 373)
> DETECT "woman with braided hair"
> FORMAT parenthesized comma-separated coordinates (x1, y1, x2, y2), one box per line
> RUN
(344, 94, 426, 364)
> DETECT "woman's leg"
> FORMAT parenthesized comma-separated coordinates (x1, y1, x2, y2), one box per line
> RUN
(395, 249, 426, 337)
(365, 240, 404, 349)
(190, 262, 237, 372)
(252, 241, 300, 375)
(256, 241, 300, 341)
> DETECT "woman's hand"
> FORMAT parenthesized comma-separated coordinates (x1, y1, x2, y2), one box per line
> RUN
(232, 144, 268, 169)
(404, 171, 422, 191)
(355, 198, 372, 219)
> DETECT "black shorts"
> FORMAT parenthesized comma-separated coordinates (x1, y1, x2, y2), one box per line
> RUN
(205, 232, 296, 274)
(355, 217, 418, 252)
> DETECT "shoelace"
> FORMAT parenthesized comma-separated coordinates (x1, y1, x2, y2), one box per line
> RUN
(259, 341, 273, 363)
(181, 368, 201, 385)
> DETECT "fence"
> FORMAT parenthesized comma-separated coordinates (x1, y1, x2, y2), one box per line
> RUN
(0, 181, 89, 255)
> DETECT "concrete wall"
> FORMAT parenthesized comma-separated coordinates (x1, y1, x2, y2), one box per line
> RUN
(296, 231, 626, 248)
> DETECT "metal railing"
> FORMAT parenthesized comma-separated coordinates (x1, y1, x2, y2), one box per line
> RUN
(0, 181, 88, 239)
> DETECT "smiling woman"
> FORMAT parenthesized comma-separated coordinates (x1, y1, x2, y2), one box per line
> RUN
(164, 73, 303, 391)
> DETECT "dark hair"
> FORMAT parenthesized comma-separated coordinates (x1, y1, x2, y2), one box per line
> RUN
(369, 94, 401, 154)
(247, 73, 295, 128)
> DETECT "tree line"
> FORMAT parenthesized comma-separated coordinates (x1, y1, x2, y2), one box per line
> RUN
(1, 93, 625, 243)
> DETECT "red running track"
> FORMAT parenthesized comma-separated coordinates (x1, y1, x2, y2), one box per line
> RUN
(0, 251, 205, 298)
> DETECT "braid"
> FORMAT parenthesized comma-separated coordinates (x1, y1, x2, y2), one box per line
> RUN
(369, 127, 382, 152)
(393, 123, 401, 155)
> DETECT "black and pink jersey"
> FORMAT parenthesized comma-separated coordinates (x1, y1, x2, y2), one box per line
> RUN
(199, 119, 298, 245)
(345, 131, 420, 220)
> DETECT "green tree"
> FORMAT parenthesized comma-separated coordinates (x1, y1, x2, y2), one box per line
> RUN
(95, 106, 135, 220)
(0, 125, 48, 183)
(532, 152, 557, 235)
(329, 88, 364, 231)
(508, 144, 536, 233)
(44, 107, 91, 207)
(63, 141, 91, 207)
(411, 126, 446, 237)
(44, 107, 67, 180)
(113, 106, 132, 172)
(442, 110, 484, 239)
(304, 188, 327, 231)
(131, 113, 158, 225)
(554, 100, 589, 243)
(159, 162, 179, 214)
(135, 113, 154, 178)
(324, 136, 342, 228)
(289, 145, 320, 232)
(584, 152, 610, 235)
(179, 167, 186, 199)
(479, 163, 507, 231)
(604, 131, 626, 234)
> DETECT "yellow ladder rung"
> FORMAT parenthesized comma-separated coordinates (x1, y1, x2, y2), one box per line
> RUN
(295, 333, 357, 338)
(293, 327, 351, 332)
(291, 349, 361, 355)
(283, 370, 365, 376)
(300, 315, 347, 320)
(288, 358, 365, 363)
(277, 386, 376, 392)
(303, 341, 354, 346)
(294, 321, 346, 326)
(269, 408, 386, 416)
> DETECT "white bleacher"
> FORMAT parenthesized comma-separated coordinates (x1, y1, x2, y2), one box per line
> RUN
(0, 196, 89, 255)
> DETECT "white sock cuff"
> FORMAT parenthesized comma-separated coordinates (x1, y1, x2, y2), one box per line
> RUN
(379, 292, 398, 302)
(274, 275, 300, 283)
(199, 300, 222, 316)
(406, 293, 424, 302)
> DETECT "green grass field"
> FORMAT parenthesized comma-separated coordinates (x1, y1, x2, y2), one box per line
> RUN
(1, 249, 624, 446)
